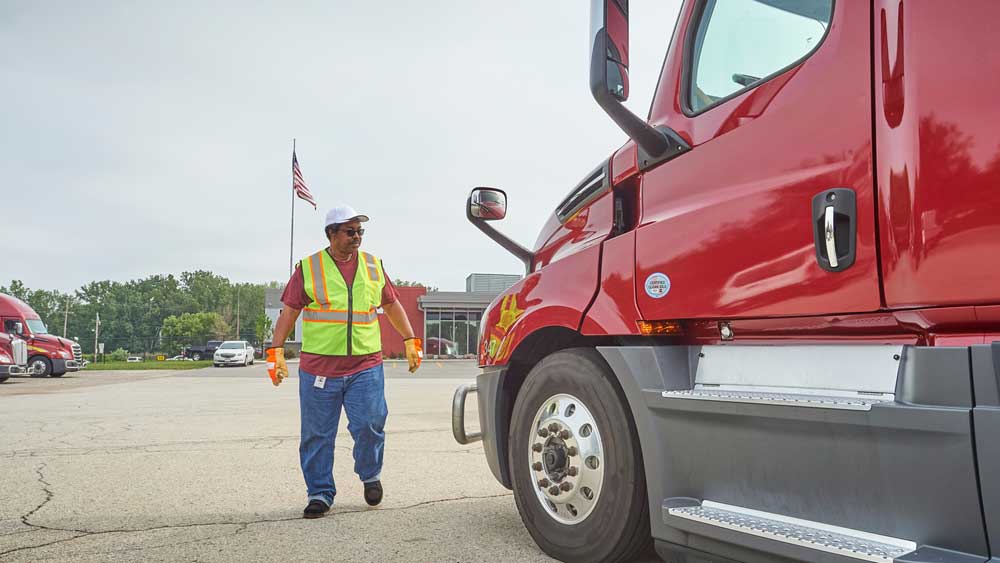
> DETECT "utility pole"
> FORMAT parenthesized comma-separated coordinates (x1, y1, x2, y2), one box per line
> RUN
(62, 296, 71, 337)
(93, 311, 101, 362)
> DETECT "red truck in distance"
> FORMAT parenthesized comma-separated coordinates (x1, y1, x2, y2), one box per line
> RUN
(453, 1, 1000, 563)
(0, 293, 83, 377)
(0, 331, 33, 382)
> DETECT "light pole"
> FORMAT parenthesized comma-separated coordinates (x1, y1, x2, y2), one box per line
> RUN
(236, 285, 241, 340)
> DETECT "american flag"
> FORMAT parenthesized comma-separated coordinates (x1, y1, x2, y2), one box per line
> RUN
(292, 150, 316, 209)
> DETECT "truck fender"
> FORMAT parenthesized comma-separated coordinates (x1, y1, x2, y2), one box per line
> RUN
(595, 345, 694, 545)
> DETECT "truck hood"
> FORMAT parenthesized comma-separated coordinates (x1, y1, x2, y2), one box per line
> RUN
(530, 160, 615, 270)
(29, 334, 74, 350)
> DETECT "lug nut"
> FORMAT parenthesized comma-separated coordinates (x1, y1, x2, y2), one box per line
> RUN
(537, 428, 549, 438)
(532, 462, 543, 471)
(548, 423, 559, 433)
(548, 486, 561, 496)
(560, 482, 573, 492)
(532, 443, 543, 452)
(538, 478, 550, 488)
(558, 429, 571, 440)
(566, 446, 578, 456)
(567, 466, 578, 477)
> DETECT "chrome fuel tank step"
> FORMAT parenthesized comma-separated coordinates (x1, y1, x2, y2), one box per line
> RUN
(665, 500, 915, 563)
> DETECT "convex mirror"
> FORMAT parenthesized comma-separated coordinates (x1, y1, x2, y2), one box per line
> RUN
(469, 188, 507, 221)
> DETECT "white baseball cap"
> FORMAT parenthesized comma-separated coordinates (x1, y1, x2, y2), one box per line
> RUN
(324, 204, 370, 228)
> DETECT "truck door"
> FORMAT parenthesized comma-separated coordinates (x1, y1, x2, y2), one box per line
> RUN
(876, 0, 1000, 310)
(634, 0, 881, 319)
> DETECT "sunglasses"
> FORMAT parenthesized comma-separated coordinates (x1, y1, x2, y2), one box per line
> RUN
(338, 228, 365, 237)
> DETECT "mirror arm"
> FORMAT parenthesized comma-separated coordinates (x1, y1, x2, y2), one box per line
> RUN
(466, 196, 534, 274)
(589, 30, 691, 167)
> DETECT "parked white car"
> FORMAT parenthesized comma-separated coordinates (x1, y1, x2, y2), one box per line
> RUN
(213, 341, 255, 367)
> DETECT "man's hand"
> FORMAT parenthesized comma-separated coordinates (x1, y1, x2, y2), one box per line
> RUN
(267, 347, 289, 386)
(404, 338, 422, 373)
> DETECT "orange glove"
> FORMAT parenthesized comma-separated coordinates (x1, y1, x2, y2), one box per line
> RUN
(404, 338, 422, 373)
(266, 347, 288, 386)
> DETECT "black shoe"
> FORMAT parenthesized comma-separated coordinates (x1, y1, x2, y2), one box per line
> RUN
(363, 481, 383, 506)
(303, 499, 330, 519)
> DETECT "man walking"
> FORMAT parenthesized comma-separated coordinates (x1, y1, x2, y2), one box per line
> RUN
(267, 204, 422, 519)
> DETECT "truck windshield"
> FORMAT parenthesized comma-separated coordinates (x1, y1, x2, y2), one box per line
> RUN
(219, 342, 244, 349)
(26, 319, 48, 334)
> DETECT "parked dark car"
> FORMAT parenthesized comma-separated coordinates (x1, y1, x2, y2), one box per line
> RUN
(183, 340, 223, 361)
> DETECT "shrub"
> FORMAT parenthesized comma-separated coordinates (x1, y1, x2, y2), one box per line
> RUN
(108, 348, 129, 362)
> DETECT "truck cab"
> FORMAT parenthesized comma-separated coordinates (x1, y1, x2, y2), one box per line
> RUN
(0, 293, 82, 377)
(454, 2, 1000, 562)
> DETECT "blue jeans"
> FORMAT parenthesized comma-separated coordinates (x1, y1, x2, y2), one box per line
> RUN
(298, 364, 387, 507)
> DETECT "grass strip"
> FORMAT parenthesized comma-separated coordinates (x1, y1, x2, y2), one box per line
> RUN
(83, 360, 216, 371)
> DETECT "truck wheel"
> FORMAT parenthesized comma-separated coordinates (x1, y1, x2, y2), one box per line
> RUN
(29, 356, 52, 377)
(0, 376, 9, 383)
(508, 349, 651, 563)
(192, 353, 202, 361)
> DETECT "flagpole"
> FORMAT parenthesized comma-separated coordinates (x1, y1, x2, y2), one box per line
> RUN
(289, 138, 296, 278)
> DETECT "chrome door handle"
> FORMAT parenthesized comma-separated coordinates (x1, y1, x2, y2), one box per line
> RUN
(824, 206, 838, 268)
(812, 188, 856, 272)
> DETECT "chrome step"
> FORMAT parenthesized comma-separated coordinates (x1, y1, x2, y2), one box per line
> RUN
(661, 388, 892, 411)
(667, 501, 915, 563)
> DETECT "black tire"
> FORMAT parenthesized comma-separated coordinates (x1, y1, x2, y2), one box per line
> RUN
(49, 371, 65, 377)
(28, 356, 52, 378)
(0, 376, 9, 383)
(214, 363, 221, 368)
(192, 353, 202, 361)
(509, 349, 651, 563)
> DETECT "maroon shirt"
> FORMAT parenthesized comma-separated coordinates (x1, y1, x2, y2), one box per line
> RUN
(281, 250, 399, 377)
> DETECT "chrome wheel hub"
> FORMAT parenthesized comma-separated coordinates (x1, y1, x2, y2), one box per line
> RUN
(528, 393, 605, 525)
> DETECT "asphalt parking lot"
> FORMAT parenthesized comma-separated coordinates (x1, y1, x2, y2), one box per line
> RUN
(0, 360, 559, 562)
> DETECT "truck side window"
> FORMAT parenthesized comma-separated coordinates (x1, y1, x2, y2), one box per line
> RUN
(687, 0, 833, 114)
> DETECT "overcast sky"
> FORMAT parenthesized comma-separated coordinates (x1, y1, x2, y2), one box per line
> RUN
(1, 1, 681, 293)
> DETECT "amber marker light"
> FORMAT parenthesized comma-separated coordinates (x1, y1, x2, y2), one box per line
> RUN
(636, 320, 684, 336)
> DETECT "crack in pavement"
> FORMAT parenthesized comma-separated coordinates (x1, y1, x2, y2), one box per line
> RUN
(1, 492, 511, 558)
(20, 463, 54, 527)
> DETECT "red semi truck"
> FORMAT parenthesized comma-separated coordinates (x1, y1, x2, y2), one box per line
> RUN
(453, 1, 1000, 562)
(0, 332, 33, 382)
(0, 294, 82, 377)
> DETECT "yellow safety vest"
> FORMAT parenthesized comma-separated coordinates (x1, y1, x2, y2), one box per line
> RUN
(300, 249, 386, 356)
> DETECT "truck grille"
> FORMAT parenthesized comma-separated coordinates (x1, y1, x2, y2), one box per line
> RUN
(72, 343, 82, 361)
(12, 339, 27, 365)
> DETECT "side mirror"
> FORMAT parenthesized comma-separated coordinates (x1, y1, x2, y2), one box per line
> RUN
(465, 187, 533, 273)
(468, 188, 507, 221)
(590, 0, 629, 102)
(589, 0, 690, 168)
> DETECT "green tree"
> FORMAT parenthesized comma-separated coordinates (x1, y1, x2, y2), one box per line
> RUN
(161, 312, 231, 353)
(0, 280, 30, 301)
(5, 273, 275, 353)
(393, 279, 439, 291)
(254, 314, 273, 348)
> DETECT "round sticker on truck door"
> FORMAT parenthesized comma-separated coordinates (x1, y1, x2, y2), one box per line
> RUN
(644, 273, 671, 299)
